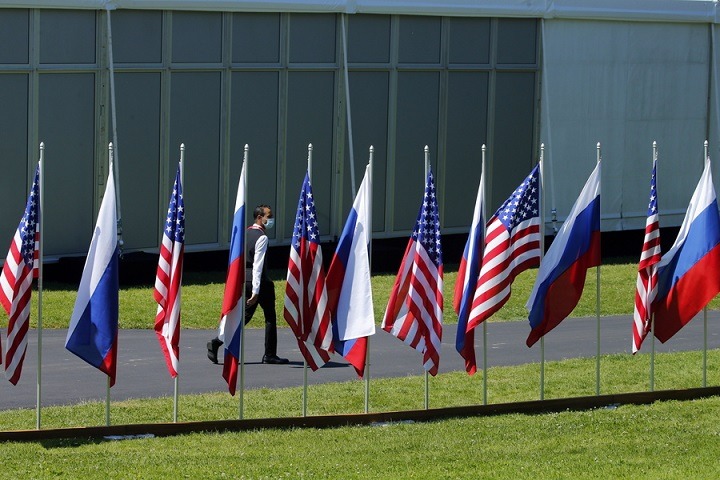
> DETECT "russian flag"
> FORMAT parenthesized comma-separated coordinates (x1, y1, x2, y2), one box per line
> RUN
(526, 160, 601, 347)
(65, 164, 119, 386)
(652, 159, 720, 343)
(220, 163, 246, 395)
(327, 164, 375, 377)
(453, 175, 484, 375)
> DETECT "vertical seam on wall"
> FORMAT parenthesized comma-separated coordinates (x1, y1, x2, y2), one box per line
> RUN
(437, 16, 449, 229)
(385, 14, 399, 235)
(276, 12, 289, 244)
(220, 11, 233, 248)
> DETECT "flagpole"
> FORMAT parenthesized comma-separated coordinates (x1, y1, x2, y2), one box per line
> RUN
(302, 143, 313, 418)
(703, 140, 709, 388)
(423, 145, 430, 410)
(173, 144, 184, 423)
(239, 144, 249, 420)
(364, 146, 374, 414)
(595, 142, 602, 396)
(650, 315, 655, 391)
(539, 143, 546, 401)
(105, 7, 123, 249)
(36, 143, 45, 430)
(650, 141, 658, 393)
(106, 142, 115, 428)
(341, 14, 356, 196)
(481, 144, 488, 406)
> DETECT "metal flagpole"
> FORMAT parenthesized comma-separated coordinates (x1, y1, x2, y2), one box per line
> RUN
(364, 146, 374, 414)
(424, 145, 430, 410)
(540, 20, 558, 236)
(703, 140, 709, 388)
(106, 142, 115, 427)
(595, 142, 602, 396)
(239, 144, 249, 420)
(36, 143, 45, 430)
(481, 145, 488, 406)
(302, 144, 313, 417)
(174, 144, 185, 423)
(341, 14, 356, 196)
(105, 7, 123, 249)
(539, 144, 546, 401)
(650, 141, 658, 392)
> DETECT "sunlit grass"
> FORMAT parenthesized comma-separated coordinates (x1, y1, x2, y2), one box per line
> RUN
(1, 349, 719, 479)
(33, 260, 720, 329)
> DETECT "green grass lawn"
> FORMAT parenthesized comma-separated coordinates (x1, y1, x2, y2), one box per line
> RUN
(4, 259, 720, 478)
(35, 260, 720, 329)
(0, 349, 719, 478)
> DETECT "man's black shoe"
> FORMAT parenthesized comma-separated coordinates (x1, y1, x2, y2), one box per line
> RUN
(262, 355, 289, 365)
(207, 338, 223, 364)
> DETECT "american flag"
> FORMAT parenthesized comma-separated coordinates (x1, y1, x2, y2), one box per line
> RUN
(0, 164, 40, 385)
(632, 158, 660, 353)
(153, 164, 185, 378)
(284, 172, 333, 370)
(466, 165, 541, 333)
(382, 168, 443, 376)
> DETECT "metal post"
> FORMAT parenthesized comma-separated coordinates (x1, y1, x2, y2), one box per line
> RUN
(364, 146, 374, 414)
(423, 145, 430, 410)
(239, 144, 249, 420)
(481, 144, 488, 406)
(36, 143, 45, 430)
(595, 142, 601, 396)
(105, 7, 123, 248)
(341, 14, 356, 196)
(650, 141, 658, 392)
(173, 144, 185, 423)
(303, 143, 313, 417)
(539, 143, 546, 401)
(703, 140, 709, 388)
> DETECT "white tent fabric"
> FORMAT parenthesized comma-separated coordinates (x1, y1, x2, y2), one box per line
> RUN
(540, 18, 712, 231)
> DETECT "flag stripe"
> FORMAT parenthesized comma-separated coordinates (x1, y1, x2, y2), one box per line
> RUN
(220, 165, 246, 395)
(327, 166, 374, 377)
(1, 164, 40, 384)
(382, 168, 443, 376)
(653, 159, 720, 344)
(632, 159, 660, 354)
(284, 172, 333, 371)
(154, 165, 185, 378)
(467, 165, 541, 333)
(525, 160, 601, 348)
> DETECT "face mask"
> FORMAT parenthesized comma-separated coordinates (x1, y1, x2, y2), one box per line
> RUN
(264, 218, 275, 229)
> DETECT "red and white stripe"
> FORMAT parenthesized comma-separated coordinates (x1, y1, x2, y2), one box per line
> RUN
(0, 228, 39, 385)
(632, 212, 661, 353)
(382, 240, 443, 376)
(284, 236, 333, 370)
(467, 216, 541, 330)
(154, 231, 183, 377)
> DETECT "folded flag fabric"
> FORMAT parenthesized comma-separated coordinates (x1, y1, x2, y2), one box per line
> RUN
(526, 161, 601, 347)
(453, 174, 484, 375)
(0, 163, 41, 385)
(219, 163, 246, 395)
(632, 158, 661, 353)
(65, 163, 119, 386)
(382, 167, 443, 376)
(153, 163, 185, 378)
(284, 172, 333, 371)
(327, 164, 374, 377)
(652, 158, 720, 343)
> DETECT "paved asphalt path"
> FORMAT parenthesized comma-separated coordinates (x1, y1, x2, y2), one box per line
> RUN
(2, 313, 719, 410)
